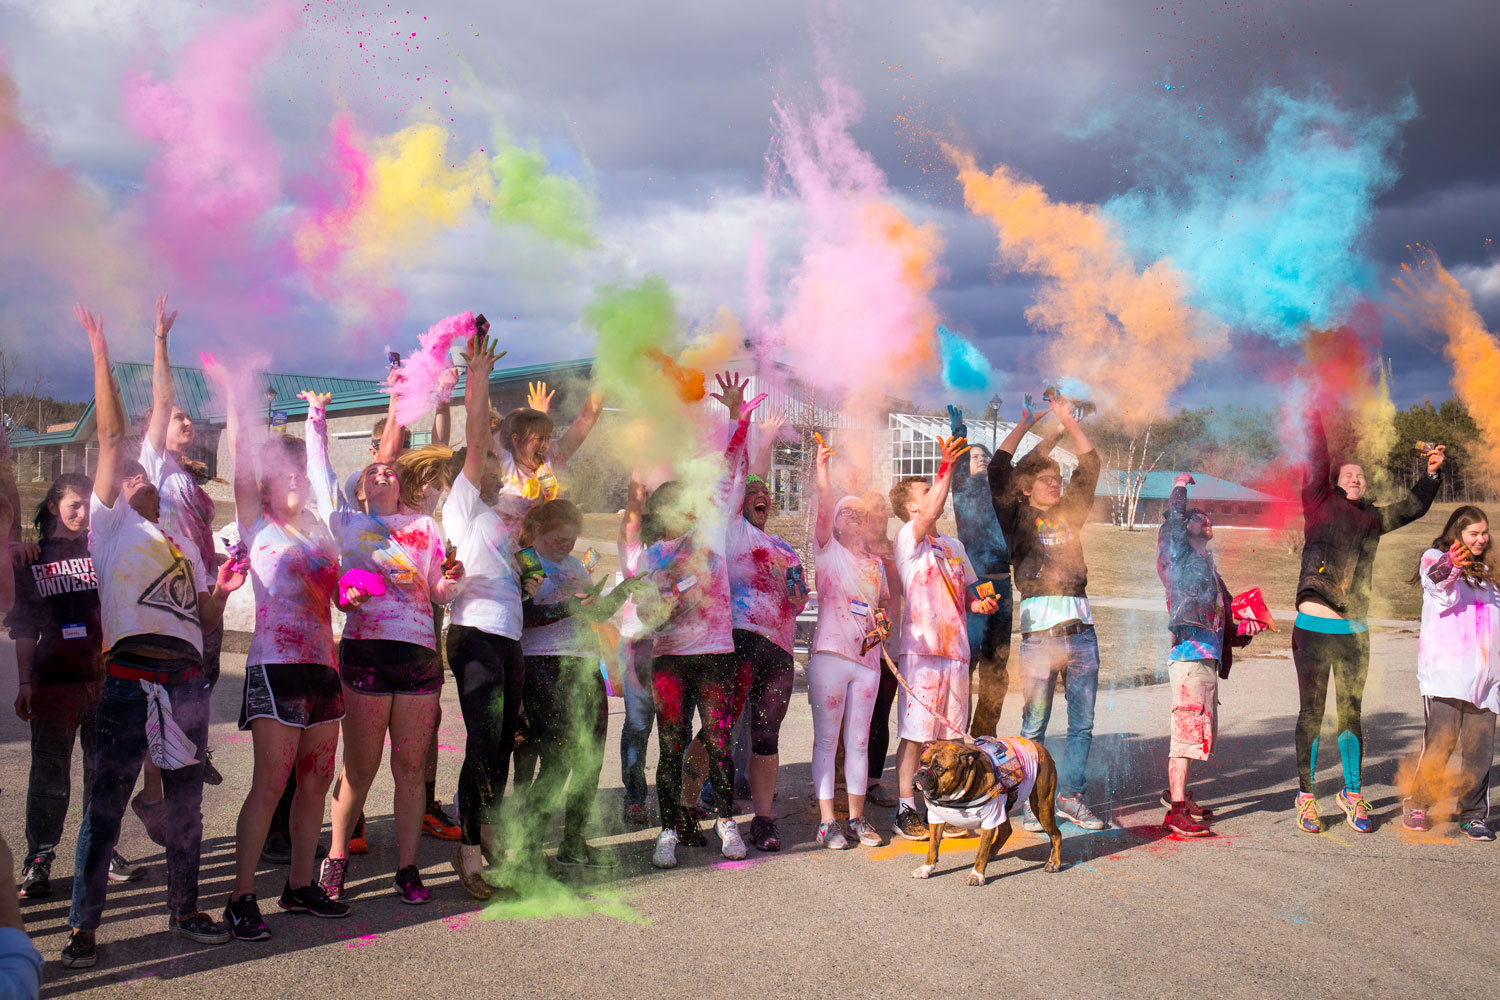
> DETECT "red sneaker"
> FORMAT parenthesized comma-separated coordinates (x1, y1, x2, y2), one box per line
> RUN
(1163, 803, 1213, 838)
(422, 803, 462, 841)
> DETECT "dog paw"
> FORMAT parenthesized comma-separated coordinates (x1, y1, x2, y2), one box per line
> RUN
(965, 869, 987, 886)
(911, 864, 935, 879)
(1044, 859, 1062, 873)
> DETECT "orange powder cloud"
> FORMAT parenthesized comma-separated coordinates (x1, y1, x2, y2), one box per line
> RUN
(946, 146, 1222, 424)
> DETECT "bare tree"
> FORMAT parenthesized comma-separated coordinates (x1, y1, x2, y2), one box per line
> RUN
(1109, 427, 1165, 531)
(0, 349, 48, 435)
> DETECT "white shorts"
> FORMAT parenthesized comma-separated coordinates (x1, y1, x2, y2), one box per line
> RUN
(896, 652, 969, 742)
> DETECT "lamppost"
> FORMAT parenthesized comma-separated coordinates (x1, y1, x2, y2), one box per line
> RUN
(986, 394, 1003, 451)
(263, 385, 277, 430)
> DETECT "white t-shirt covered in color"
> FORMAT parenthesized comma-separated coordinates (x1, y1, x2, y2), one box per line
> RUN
(443, 471, 523, 640)
(242, 511, 340, 668)
(617, 538, 646, 641)
(88, 493, 204, 655)
(925, 738, 1040, 831)
(330, 510, 448, 648)
(140, 438, 217, 587)
(727, 515, 803, 653)
(812, 534, 889, 668)
(523, 553, 599, 658)
(895, 522, 976, 662)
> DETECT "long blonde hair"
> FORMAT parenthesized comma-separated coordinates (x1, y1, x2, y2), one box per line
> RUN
(394, 444, 466, 513)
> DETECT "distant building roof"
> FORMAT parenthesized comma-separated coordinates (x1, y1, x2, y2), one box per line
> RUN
(1100, 469, 1292, 503)
(889, 414, 1080, 471)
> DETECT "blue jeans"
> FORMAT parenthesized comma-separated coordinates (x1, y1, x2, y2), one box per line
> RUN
(620, 640, 655, 808)
(69, 672, 210, 931)
(1018, 626, 1100, 798)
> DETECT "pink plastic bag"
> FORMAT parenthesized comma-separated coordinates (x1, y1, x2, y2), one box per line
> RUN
(338, 567, 387, 606)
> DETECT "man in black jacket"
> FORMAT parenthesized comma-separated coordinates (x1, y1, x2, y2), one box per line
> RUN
(988, 393, 1106, 831)
(1291, 410, 1444, 836)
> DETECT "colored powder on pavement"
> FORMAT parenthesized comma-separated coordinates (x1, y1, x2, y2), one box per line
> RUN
(938, 324, 998, 393)
(948, 145, 1220, 426)
(482, 879, 648, 925)
(490, 144, 596, 249)
(1391, 250, 1500, 477)
(122, 2, 300, 308)
(1103, 86, 1416, 340)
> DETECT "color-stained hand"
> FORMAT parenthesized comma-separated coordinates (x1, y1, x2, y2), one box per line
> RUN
(1449, 538, 1474, 568)
(937, 435, 971, 467)
(462, 332, 503, 373)
(1175, 473, 1196, 487)
(75, 304, 106, 355)
(435, 366, 461, 402)
(947, 404, 964, 435)
(154, 293, 177, 341)
(711, 371, 750, 419)
(298, 390, 332, 412)
(527, 380, 555, 413)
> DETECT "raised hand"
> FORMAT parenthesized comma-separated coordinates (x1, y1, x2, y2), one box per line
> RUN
(947, 404, 964, 435)
(154, 293, 177, 341)
(461, 332, 503, 371)
(760, 408, 788, 440)
(527, 380, 555, 413)
(75, 304, 106, 355)
(1048, 392, 1073, 421)
(938, 435, 971, 467)
(710, 371, 749, 419)
(815, 438, 837, 469)
(1427, 444, 1447, 475)
(435, 366, 461, 401)
(200, 352, 230, 388)
(298, 390, 332, 412)
(1175, 473, 1196, 487)
(1020, 396, 1039, 425)
(1449, 538, 1474, 568)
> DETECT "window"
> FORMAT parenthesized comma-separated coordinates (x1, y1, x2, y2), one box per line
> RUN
(890, 419, 941, 484)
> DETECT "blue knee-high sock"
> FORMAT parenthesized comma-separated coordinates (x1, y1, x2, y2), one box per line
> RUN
(1307, 735, 1319, 793)
(1337, 731, 1361, 794)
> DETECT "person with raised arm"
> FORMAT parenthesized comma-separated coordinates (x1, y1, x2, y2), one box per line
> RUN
(617, 470, 657, 827)
(204, 361, 349, 941)
(808, 438, 890, 849)
(306, 369, 465, 906)
(640, 373, 760, 869)
(62, 304, 246, 970)
(987, 392, 1107, 832)
(491, 376, 605, 528)
(888, 434, 997, 841)
(1291, 410, 1443, 834)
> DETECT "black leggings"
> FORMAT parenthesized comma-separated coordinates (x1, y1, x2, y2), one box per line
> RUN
(446, 625, 525, 846)
(653, 652, 740, 830)
(1292, 626, 1371, 795)
(867, 660, 898, 785)
(521, 655, 607, 847)
(705, 630, 793, 757)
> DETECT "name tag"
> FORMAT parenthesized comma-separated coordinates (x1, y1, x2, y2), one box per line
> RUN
(673, 575, 699, 595)
(62, 623, 88, 640)
(850, 600, 870, 618)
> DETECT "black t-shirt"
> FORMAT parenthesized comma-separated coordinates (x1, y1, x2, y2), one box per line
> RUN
(4, 534, 105, 684)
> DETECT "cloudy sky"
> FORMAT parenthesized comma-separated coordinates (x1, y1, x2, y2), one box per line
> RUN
(1, 0, 1495, 412)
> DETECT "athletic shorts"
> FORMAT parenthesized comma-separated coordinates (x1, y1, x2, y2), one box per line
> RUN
(1168, 658, 1219, 761)
(895, 652, 969, 742)
(339, 638, 442, 696)
(240, 662, 344, 729)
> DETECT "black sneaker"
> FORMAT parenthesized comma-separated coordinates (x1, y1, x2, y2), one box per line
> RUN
(108, 851, 146, 882)
(674, 818, 708, 847)
(279, 880, 351, 918)
(224, 894, 271, 942)
(260, 831, 293, 865)
(554, 843, 619, 869)
(393, 864, 430, 905)
(169, 911, 231, 944)
(60, 929, 97, 969)
(1460, 818, 1496, 841)
(893, 805, 930, 842)
(202, 748, 224, 786)
(747, 816, 781, 852)
(18, 856, 51, 898)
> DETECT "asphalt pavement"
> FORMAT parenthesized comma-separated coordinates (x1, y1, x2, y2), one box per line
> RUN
(1, 625, 1493, 1000)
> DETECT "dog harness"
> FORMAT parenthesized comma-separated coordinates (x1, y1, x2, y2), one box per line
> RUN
(925, 737, 1040, 831)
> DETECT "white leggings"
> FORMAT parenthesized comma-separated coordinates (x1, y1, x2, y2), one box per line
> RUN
(808, 651, 881, 802)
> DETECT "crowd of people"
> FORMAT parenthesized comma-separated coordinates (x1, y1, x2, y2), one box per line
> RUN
(0, 300, 1493, 983)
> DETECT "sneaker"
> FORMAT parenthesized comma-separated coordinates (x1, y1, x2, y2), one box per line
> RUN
(1056, 794, 1108, 830)
(943, 824, 978, 838)
(1294, 792, 1323, 833)
(849, 816, 885, 847)
(1336, 789, 1373, 834)
(1021, 802, 1044, 833)
(817, 820, 850, 849)
(674, 817, 708, 848)
(349, 814, 369, 855)
(747, 816, 781, 852)
(318, 856, 349, 901)
(393, 864, 430, 904)
(169, 911, 231, 944)
(18, 856, 51, 898)
(1163, 803, 1213, 838)
(555, 843, 620, 869)
(652, 828, 679, 869)
(422, 803, 462, 841)
(1158, 789, 1214, 819)
(1401, 806, 1429, 832)
(622, 803, 651, 827)
(60, 929, 97, 969)
(131, 791, 167, 847)
(260, 831, 293, 865)
(108, 852, 146, 883)
(865, 784, 897, 808)
(893, 805, 929, 841)
(224, 894, 271, 942)
(1459, 818, 1496, 841)
(716, 818, 747, 860)
(202, 748, 223, 786)
(279, 880, 351, 917)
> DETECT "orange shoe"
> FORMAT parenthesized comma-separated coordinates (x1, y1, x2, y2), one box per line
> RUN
(422, 803, 461, 841)
(348, 814, 369, 855)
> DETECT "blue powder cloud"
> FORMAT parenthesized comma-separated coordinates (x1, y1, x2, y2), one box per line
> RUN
(938, 324, 999, 393)
(1102, 86, 1417, 342)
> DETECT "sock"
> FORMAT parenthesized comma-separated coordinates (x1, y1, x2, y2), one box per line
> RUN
(425, 781, 438, 810)
(1337, 731, 1362, 794)
(899, 796, 916, 811)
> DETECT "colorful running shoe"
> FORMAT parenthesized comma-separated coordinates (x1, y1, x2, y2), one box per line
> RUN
(716, 818, 747, 860)
(1163, 803, 1213, 838)
(1401, 805, 1429, 832)
(1056, 794, 1108, 830)
(893, 805, 929, 841)
(1158, 789, 1214, 819)
(1336, 789, 1373, 833)
(1021, 802, 1044, 833)
(746, 816, 781, 852)
(816, 820, 850, 850)
(1294, 793, 1323, 834)
(422, 803, 462, 841)
(1459, 818, 1496, 841)
(849, 816, 885, 847)
(652, 828, 679, 869)
(348, 813, 369, 855)
(224, 894, 271, 942)
(318, 856, 349, 901)
(393, 864, 430, 904)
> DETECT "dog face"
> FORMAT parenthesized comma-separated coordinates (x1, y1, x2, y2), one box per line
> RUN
(915, 740, 988, 801)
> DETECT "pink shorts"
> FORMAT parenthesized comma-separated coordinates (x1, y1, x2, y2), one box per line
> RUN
(895, 653, 969, 742)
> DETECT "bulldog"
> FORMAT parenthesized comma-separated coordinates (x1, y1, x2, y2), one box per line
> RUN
(911, 737, 1063, 885)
